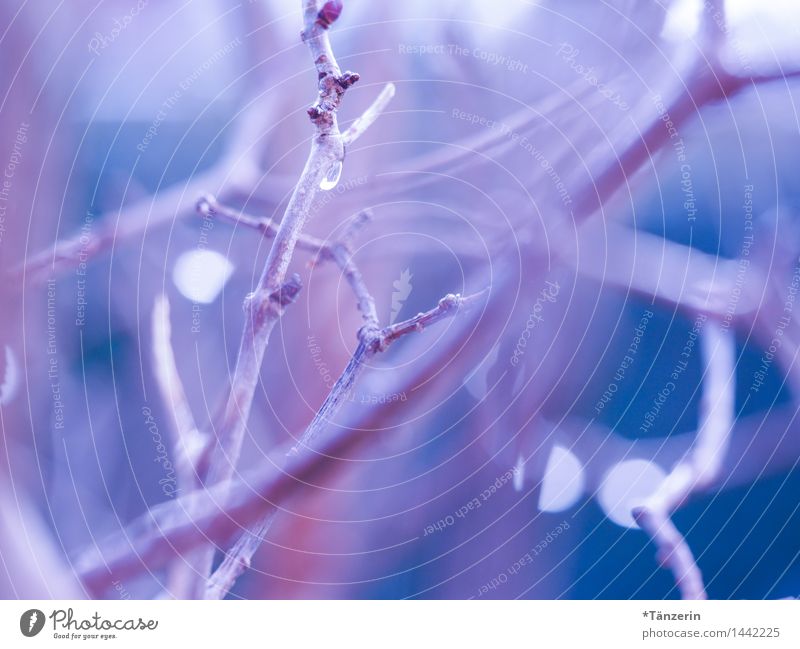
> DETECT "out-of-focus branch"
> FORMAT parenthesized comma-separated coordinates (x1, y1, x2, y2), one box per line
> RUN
(342, 83, 396, 145)
(572, 220, 764, 316)
(76, 411, 369, 596)
(204, 0, 361, 490)
(569, 3, 799, 226)
(12, 75, 585, 288)
(79, 388, 800, 594)
(15, 91, 283, 287)
(151, 295, 207, 490)
(194, 0, 383, 596)
(747, 68, 800, 87)
(632, 320, 735, 600)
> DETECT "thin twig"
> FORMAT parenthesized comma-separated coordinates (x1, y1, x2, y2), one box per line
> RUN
(342, 83, 396, 145)
(151, 294, 211, 598)
(199, 194, 381, 335)
(192, 0, 368, 595)
(151, 294, 207, 489)
(15, 91, 283, 287)
(632, 320, 735, 600)
(206, 287, 487, 598)
(190, 272, 303, 596)
(201, 177, 483, 598)
(374, 291, 488, 351)
(296, 290, 487, 453)
(196, 194, 332, 255)
(201, 202, 376, 598)
(80, 386, 800, 595)
(78, 285, 489, 594)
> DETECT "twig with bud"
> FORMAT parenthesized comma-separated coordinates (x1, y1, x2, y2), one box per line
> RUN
(191, 0, 400, 597)
(201, 196, 487, 598)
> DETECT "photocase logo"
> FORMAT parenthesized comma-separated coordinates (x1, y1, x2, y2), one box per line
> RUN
(20, 609, 45, 637)
(390, 268, 413, 324)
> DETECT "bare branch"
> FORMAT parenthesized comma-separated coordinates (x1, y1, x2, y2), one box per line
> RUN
(80, 392, 800, 595)
(76, 414, 369, 595)
(191, 272, 302, 596)
(375, 291, 489, 352)
(342, 83, 397, 145)
(197, 195, 379, 335)
(747, 68, 800, 87)
(151, 294, 207, 489)
(632, 320, 735, 599)
(303, 288, 488, 455)
(202, 0, 354, 490)
(632, 513, 706, 600)
(151, 294, 215, 598)
(78, 286, 490, 594)
(296, 289, 487, 456)
(196, 194, 331, 255)
(204, 511, 277, 601)
(568, 14, 800, 227)
(572, 221, 763, 317)
(192, 0, 366, 594)
(15, 91, 283, 287)
(328, 241, 380, 335)
(206, 286, 487, 599)
(202, 186, 484, 599)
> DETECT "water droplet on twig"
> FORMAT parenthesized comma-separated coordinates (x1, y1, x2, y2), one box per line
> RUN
(319, 160, 342, 191)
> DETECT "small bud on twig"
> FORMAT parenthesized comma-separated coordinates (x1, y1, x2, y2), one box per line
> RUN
(317, 0, 342, 28)
(271, 273, 304, 308)
(337, 71, 360, 89)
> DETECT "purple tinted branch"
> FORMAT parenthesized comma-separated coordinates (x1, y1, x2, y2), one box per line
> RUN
(195, 0, 361, 596)
(76, 415, 370, 595)
(207, 281, 486, 598)
(151, 294, 207, 490)
(78, 288, 491, 593)
(196, 194, 331, 254)
(15, 92, 281, 287)
(151, 294, 214, 597)
(83, 365, 800, 596)
(632, 321, 735, 600)
(342, 83, 396, 146)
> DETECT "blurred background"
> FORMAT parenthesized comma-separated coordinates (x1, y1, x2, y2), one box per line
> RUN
(1, 0, 799, 599)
